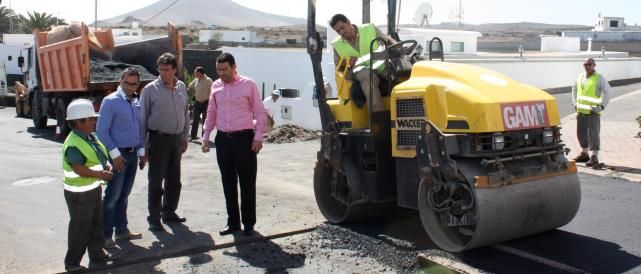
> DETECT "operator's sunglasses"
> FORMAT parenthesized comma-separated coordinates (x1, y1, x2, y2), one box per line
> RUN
(583, 63, 594, 67)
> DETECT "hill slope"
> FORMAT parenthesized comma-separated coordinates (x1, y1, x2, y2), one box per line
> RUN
(100, 0, 305, 27)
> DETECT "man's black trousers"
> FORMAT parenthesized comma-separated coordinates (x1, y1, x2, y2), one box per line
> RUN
(190, 100, 209, 139)
(215, 130, 257, 229)
(147, 132, 183, 224)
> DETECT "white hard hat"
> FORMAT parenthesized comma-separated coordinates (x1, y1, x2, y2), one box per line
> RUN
(272, 90, 281, 96)
(66, 99, 99, 120)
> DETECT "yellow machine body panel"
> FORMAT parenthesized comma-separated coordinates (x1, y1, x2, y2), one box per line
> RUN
(392, 61, 561, 158)
(330, 57, 391, 129)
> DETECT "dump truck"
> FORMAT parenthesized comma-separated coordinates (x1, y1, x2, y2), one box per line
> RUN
(306, 0, 580, 252)
(18, 23, 183, 135)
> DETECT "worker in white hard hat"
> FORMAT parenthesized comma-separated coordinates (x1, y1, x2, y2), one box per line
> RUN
(61, 98, 114, 271)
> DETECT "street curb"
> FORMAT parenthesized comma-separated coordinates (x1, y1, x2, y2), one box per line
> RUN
(561, 88, 641, 183)
(416, 254, 481, 274)
(55, 226, 318, 274)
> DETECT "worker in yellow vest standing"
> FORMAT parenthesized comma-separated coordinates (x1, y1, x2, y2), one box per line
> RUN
(62, 99, 114, 271)
(571, 58, 611, 169)
(330, 13, 395, 112)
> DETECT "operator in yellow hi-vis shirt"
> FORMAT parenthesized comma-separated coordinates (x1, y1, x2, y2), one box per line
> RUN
(330, 13, 395, 112)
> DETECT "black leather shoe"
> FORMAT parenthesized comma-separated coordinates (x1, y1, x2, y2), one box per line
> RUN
(90, 253, 113, 263)
(162, 214, 187, 223)
(243, 226, 255, 236)
(65, 265, 87, 272)
(148, 222, 165, 232)
(586, 155, 599, 167)
(219, 226, 240, 235)
(573, 152, 590, 163)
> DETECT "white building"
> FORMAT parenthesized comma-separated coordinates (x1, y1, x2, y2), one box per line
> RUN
(563, 15, 641, 42)
(111, 24, 144, 44)
(594, 16, 625, 31)
(397, 28, 482, 55)
(199, 30, 262, 43)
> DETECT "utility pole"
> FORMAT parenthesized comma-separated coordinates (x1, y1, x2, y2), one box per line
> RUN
(449, 0, 464, 29)
(8, 0, 13, 34)
(94, 0, 98, 31)
(362, 0, 370, 24)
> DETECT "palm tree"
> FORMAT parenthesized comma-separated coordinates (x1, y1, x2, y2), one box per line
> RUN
(0, 6, 17, 34)
(18, 11, 65, 33)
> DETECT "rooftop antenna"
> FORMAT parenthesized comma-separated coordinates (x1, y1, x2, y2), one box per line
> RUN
(449, 0, 464, 29)
(413, 2, 433, 27)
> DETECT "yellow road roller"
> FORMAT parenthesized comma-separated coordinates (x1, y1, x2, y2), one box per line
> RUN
(306, 0, 580, 252)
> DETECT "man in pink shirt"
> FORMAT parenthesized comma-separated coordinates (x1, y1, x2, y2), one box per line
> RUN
(201, 53, 267, 237)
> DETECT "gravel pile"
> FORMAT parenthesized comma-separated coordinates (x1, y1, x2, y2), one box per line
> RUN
(263, 124, 322, 144)
(90, 59, 156, 83)
(313, 224, 419, 273)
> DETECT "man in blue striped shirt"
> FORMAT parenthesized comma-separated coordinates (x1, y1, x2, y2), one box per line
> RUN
(97, 67, 146, 248)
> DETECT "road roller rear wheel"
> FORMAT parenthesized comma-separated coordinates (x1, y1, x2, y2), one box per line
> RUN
(313, 159, 388, 223)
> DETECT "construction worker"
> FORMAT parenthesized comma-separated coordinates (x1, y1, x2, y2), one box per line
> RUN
(330, 13, 395, 112)
(62, 99, 114, 271)
(187, 66, 213, 141)
(571, 58, 610, 169)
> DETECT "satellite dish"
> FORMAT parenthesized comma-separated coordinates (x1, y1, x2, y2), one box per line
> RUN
(413, 2, 433, 27)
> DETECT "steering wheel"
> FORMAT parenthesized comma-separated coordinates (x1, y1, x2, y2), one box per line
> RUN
(385, 40, 418, 58)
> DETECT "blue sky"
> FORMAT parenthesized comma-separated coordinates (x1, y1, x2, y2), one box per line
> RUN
(7, 0, 641, 26)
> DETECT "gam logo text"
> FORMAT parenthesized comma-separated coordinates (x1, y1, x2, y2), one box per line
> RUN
(501, 102, 549, 130)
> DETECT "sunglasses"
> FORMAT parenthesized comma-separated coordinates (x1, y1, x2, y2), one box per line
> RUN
(583, 63, 594, 67)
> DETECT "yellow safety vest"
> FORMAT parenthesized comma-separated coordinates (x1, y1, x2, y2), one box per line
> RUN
(332, 23, 385, 72)
(576, 73, 602, 115)
(62, 131, 109, 192)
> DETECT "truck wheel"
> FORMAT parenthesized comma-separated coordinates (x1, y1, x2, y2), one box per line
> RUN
(31, 90, 47, 128)
(56, 98, 70, 136)
(15, 100, 23, 117)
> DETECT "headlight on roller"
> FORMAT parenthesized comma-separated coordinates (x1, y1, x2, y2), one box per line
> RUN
(493, 134, 505, 150)
(543, 129, 554, 144)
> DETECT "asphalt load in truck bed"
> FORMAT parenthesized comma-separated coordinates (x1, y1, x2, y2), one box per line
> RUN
(90, 58, 156, 83)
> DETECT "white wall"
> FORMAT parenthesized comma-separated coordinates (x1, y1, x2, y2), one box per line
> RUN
(221, 46, 336, 99)
(199, 30, 261, 43)
(267, 83, 323, 130)
(541, 36, 580, 52)
(452, 57, 641, 89)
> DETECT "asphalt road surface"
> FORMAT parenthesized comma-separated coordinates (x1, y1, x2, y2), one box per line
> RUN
(0, 83, 640, 273)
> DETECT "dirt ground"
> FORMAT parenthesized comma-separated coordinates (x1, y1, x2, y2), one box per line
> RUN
(263, 125, 322, 144)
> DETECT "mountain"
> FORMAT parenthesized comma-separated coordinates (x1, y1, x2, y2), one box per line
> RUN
(100, 0, 305, 27)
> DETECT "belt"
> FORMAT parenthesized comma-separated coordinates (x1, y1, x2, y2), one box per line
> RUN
(218, 129, 253, 138)
(120, 147, 136, 153)
(149, 130, 180, 137)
